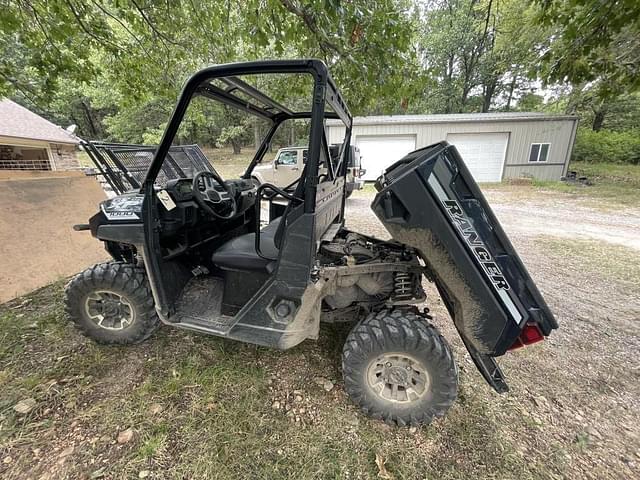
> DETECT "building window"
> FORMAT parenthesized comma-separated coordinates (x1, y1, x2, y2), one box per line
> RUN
(529, 143, 550, 163)
(0, 145, 52, 170)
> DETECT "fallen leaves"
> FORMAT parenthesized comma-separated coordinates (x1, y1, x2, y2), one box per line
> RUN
(13, 398, 36, 414)
(117, 427, 134, 444)
(375, 452, 393, 479)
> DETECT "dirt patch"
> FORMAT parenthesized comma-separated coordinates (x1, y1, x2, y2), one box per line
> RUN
(0, 173, 108, 303)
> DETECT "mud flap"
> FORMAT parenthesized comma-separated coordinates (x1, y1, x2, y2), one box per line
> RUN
(371, 142, 557, 362)
(462, 336, 509, 393)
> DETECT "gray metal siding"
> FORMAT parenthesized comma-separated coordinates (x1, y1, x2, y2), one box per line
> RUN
(503, 164, 565, 181)
(327, 117, 577, 181)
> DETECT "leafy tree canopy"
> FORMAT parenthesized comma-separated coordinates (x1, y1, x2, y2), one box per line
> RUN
(1, 0, 638, 145)
(538, 0, 640, 96)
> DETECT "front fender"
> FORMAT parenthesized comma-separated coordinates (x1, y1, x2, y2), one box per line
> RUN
(251, 172, 266, 184)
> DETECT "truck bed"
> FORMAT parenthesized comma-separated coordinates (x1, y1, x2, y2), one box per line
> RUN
(371, 141, 557, 360)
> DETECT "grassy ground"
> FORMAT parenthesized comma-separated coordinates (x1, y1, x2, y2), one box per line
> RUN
(77, 150, 93, 169)
(540, 236, 640, 287)
(1, 283, 537, 480)
(527, 161, 640, 207)
(3, 231, 639, 479)
(201, 147, 256, 179)
(569, 161, 640, 185)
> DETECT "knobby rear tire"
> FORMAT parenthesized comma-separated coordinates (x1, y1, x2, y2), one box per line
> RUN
(342, 309, 458, 426)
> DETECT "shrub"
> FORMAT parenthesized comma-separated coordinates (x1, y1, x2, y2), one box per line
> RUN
(572, 129, 640, 165)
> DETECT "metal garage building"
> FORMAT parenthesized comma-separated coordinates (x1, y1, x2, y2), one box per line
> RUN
(327, 112, 578, 182)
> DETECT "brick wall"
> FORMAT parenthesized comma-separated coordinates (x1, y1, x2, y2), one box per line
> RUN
(50, 143, 80, 170)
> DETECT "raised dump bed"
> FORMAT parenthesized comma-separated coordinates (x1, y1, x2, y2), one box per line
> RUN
(372, 141, 557, 360)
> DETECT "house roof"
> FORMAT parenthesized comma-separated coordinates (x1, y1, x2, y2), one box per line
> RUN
(0, 99, 79, 144)
(327, 112, 578, 126)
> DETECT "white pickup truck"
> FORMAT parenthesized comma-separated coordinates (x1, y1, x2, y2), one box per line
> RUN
(251, 145, 365, 197)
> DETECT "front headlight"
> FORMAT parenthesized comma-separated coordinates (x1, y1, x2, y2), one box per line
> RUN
(100, 193, 144, 220)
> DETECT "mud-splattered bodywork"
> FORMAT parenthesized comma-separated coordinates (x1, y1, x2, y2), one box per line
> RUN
(372, 142, 557, 358)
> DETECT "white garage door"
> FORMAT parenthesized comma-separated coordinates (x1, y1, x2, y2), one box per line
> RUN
(446, 132, 509, 182)
(356, 136, 416, 181)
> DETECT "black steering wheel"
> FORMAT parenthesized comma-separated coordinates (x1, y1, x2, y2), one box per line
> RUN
(192, 171, 238, 220)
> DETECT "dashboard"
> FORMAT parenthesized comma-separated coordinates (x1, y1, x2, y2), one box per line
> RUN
(164, 177, 256, 202)
(155, 176, 258, 240)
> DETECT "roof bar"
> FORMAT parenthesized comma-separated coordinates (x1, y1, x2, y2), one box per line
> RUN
(325, 81, 351, 128)
(197, 84, 276, 121)
(220, 77, 295, 116)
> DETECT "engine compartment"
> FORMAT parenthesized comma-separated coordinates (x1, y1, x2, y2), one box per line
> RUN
(317, 232, 426, 321)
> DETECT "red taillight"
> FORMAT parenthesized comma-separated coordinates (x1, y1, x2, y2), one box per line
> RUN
(508, 323, 545, 350)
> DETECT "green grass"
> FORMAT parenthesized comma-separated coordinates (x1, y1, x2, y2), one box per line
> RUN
(531, 161, 640, 206)
(482, 161, 640, 207)
(351, 182, 377, 197)
(0, 283, 559, 479)
(76, 150, 93, 168)
(568, 161, 640, 204)
(570, 161, 640, 185)
(201, 147, 256, 179)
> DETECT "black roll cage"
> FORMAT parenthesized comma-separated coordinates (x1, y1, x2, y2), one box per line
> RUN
(143, 59, 353, 214)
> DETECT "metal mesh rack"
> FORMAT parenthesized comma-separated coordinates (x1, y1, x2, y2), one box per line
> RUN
(82, 141, 213, 195)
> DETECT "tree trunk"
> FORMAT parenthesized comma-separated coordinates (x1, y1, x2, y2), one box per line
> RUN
(505, 75, 517, 111)
(80, 99, 98, 138)
(482, 79, 497, 113)
(231, 139, 241, 154)
(460, 83, 472, 111)
(254, 120, 260, 148)
(445, 55, 455, 113)
(459, 54, 476, 112)
(592, 107, 607, 131)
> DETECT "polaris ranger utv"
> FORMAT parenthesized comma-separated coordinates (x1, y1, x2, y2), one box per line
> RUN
(66, 60, 557, 426)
